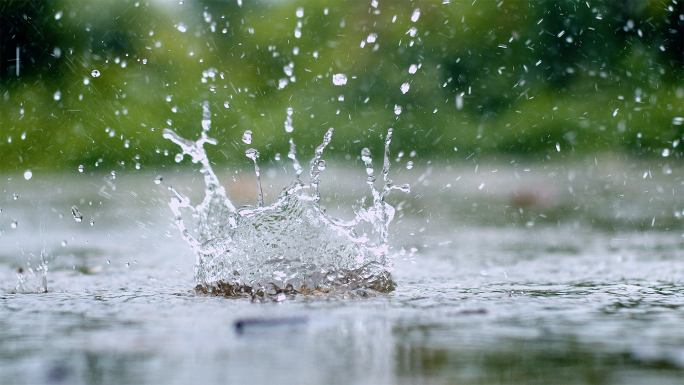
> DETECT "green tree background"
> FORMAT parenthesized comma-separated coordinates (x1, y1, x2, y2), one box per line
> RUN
(1, 0, 682, 173)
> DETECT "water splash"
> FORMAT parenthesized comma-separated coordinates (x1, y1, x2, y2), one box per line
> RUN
(164, 103, 408, 298)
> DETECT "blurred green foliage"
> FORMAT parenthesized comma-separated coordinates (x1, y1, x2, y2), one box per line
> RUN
(1, 0, 682, 173)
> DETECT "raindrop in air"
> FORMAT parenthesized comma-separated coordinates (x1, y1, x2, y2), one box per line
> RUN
(242, 130, 253, 144)
(401, 83, 410, 94)
(61, 241, 67, 247)
(175, 154, 184, 163)
(91, 70, 100, 77)
(154, 176, 163, 185)
(53, 91, 61, 101)
(11, 221, 18, 229)
(332, 74, 347, 86)
(23, 170, 32, 180)
(455, 95, 464, 110)
(245, 148, 260, 161)
(71, 206, 84, 222)
(673, 117, 684, 126)
(78, 165, 84, 173)
(177, 23, 188, 33)
(406, 161, 414, 169)
(285, 115, 294, 133)
(394, 105, 403, 115)
(411, 9, 421, 22)
(89, 220, 95, 226)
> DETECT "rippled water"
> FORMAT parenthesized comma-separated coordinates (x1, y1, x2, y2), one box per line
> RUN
(2, 161, 684, 384)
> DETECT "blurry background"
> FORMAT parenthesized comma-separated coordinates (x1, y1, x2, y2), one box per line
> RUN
(1, 0, 682, 173)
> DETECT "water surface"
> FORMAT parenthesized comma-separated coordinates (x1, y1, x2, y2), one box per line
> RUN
(1, 162, 684, 384)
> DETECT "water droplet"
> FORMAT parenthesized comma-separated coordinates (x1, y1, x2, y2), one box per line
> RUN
(126, 262, 130, 267)
(166, 95, 172, 102)
(556, 143, 561, 152)
(394, 105, 403, 115)
(332, 73, 347, 86)
(401, 83, 410, 94)
(61, 240, 67, 247)
(454, 95, 465, 111)
(285, 116, 294, 133)
(78, 165, 84, 173)
(242, 130, 253, 144)
(317, 160, 326, 171)
(411, 9, 421, 22)
(175, 154, 184, 163)
(10, 221, 18, 229)
(361, 148, 372, 163)
(296, 7, 304, 18)
(177, 23, 188, 33)
(55, 11, 63, 20)
(89, 220, 95, 226)
(673, 117, 684, 125)
(124, 139, 130, 148)
(23, 170, 32, 180)
(409, 64, 418, 74)
(367, 33, 377, 43)
(662, 148, 670, 157)
(53, 91, 61, 101)
(13, 194, 18, 200)
(154, 175, 163, 185)
(278, 78, 289, 89)
(245, 148, 260, 161)
(71, 206, 83, 222)
(224, 101, 230, 108)
(406, 161, 414, 169)
(83, 77, 90, 85)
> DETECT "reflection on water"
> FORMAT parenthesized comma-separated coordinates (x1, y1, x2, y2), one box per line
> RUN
(1, 164, 684, 384)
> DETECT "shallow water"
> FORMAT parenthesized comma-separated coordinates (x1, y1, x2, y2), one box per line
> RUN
(2, 162, 684, 384)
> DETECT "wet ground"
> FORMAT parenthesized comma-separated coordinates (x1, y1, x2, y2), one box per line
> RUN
(1, 159, 684, 384)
